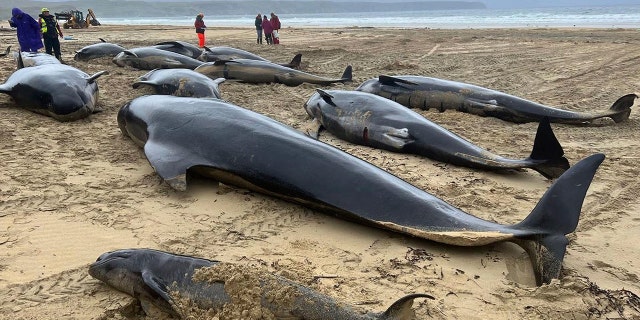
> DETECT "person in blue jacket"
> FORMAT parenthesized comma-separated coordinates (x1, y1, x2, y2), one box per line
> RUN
(8, 8, 44, 52)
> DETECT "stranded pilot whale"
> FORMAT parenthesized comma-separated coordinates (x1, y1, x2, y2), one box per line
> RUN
(356, 75, 638, 124)
(304, 89, 569, 179)
(74, 38, 125, 61)
(113, 47, 204, 70)
(195, 59, 351, 86)
(0, 52, 107, 121)
(132, 68, 225, 98)
(117, 95, 605, 285)
(198, 46, 303, 69)
(89, 248, 433, 319)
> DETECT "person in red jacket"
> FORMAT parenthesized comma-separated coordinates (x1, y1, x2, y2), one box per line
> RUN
(194, 13, 206, 48)
(270, 12, 281, 44)
(262, 15, 273, 45)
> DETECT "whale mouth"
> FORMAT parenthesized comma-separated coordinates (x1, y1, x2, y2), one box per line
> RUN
(90, 251, 131, 268)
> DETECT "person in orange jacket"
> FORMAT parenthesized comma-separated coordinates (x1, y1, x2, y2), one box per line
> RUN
(194, 13, 207, 48)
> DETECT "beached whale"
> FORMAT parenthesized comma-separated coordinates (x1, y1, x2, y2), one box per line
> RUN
(89, 248, 433, 319)
(199, 46, 302, 69)
(113, 47, 204, 70)
(304, 89, 569, 178)
(15, 51, 61, 67)
(356, 75, 638, 124)
(74, 39, 125, 61)
(0, 53, 107, 121)
(117, 95, 604, 285)
(132, 68, 225, 98)
(194, 59, 351, 86)
(153, 40, 203, 59)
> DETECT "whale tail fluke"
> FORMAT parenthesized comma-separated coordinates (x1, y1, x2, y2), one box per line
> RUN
(378, 293, 435, 320)
(527, 117, 570, 179)
(514, 153, 604, 285)
(608, 93, 637, 123)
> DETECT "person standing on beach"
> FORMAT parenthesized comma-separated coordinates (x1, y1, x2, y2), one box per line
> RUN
(270, 12, 281, 44)
(38, 8, 64, 61)
(8, 8, 44, 52)
(255, 13, 263, 44)
(262, 15, 273, 45)
(194, 13, 207, 48)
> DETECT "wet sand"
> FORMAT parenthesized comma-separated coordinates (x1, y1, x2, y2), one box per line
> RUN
(1, 24, 639, 319)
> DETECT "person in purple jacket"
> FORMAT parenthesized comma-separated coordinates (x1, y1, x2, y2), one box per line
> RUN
(8, 8, 44, 52)
(262, 15, 273, 45)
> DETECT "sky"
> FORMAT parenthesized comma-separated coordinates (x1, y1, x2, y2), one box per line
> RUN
(32, 0, 640, 9)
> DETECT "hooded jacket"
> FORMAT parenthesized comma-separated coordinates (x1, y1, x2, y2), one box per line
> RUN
(9, 8, 44, 52)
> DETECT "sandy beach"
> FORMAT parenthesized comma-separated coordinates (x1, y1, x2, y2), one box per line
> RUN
(1, 24, 640, 319)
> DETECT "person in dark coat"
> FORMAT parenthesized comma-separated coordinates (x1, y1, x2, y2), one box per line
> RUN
(8, 8, 44, 52)
(38, 8, 64, 61)
(254, 13, 263, 44)
(262, 15, 273, 45)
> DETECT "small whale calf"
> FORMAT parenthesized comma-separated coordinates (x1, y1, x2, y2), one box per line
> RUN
(89, 249, 433, 319)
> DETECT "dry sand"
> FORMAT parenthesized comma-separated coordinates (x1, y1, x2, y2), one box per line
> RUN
(1, 24, 640, 319)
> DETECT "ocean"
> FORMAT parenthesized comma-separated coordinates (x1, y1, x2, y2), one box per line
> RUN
(97, 5, 640, 29)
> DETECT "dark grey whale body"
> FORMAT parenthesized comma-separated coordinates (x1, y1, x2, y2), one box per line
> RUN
(304, 89, 569, 178)
(356, 75, 638, 124)
(117, 95, 604, 285)
(153, 40, 203, 59)
(199, 46, 302, 69)
(132, 68, 225, 98)
(0, 63, 106, 121)
(89, 248, 431, 319)
(195, 59, 351, 86)
(113, 47, 204, 70)
(74, 39, 125, 61)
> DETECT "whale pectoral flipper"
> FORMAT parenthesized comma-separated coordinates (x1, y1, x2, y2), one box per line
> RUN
(380, 127, 412, 150)
(140, 270, 177, 316)
(513, 153, 604, 285)
(316, 89, 336, 105)
(301, 118, 323, 139)
(274, 72, 304, 87)
(378, 75, 417, 86)
(144, 140, 194, 191)
(142, 270, 172, 302)
(87, 71, 109, 84)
